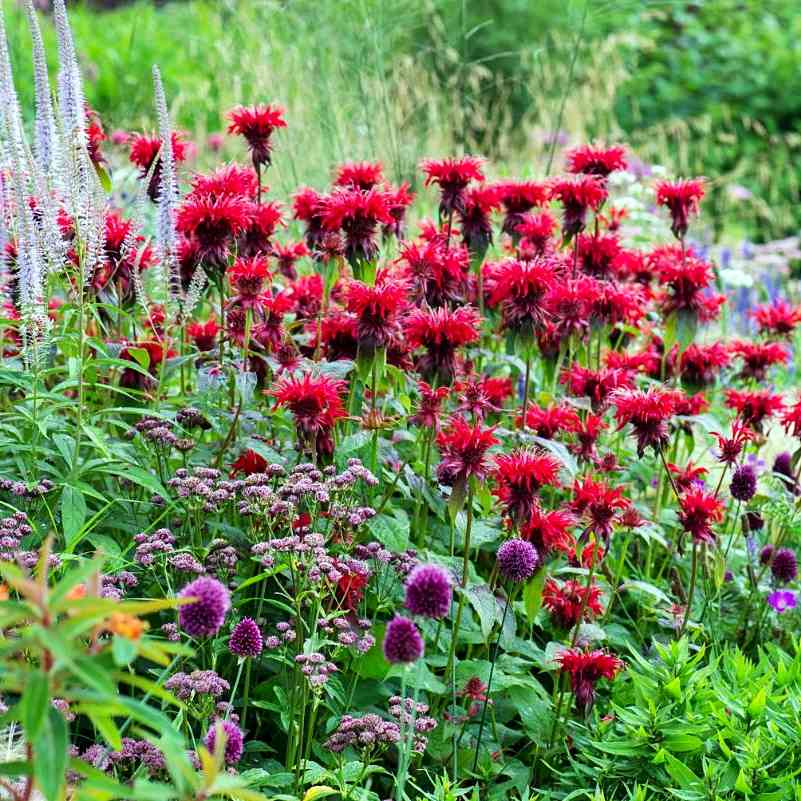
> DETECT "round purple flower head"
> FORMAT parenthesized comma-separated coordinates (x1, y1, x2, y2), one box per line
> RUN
(771, 548, 798, 584)
(178, 577, 230, 637)
(229, 617, 263, 658)
(405, 563, 453, 619)
(730, 464, 757, 502)
(383, 615, 424, 664)
(497, 538, 540, 583)
(204, 719, 244, 764)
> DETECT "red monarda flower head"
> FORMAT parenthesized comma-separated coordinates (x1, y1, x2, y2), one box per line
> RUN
(230, 448, 268, 476)
(750, 299, 801, 338)
(346, 275, 409, 350)
(493, 449, 561, 524)
(560, 365, 634, 411)
(566, 144, 627, 179)
(317, 310, 358, 361)
(517, 402, 581, 439)
(119, 340, 173, 391)
(435, 417, 499, 490)
(545, 275, 602, 341)
(321, 188, 394, 265)
(410, 381, 450, 430)
(399, 239, 470, 307)
(238, 200, 284, 258)
(556, 648, 624, 712)
(458, 184, 501, 256)
(227, 103, 287, 168)
(724, 389, 784, 432)
(516, 211, 557, 257)
(712, 420, 756, 465)
(782, 399, 801, 439)
(571, 477, 629, 540)
(612, 387, 681, 456)
(655, 178, 705, 239)
(655, 251, 725, 323)
(86, 107, 106, 168)
(729, 340, 789, 381)
(406, 306, 481, 384)
(383, 181, 415, 239)
(543, 578, 604, 629)
(333, 161, 384, 191)
(228, 256, 270, 303)
(187, 318, 219, 352)
(678, 488, 724, 544)
(421, 156, 486, 218)
(272, 240, 309, 280)
(129, 131, 190, 201)
(676, 342, 730, 386)
(188, 164, 259, 200)
(454, 377, 500, 420)
(288, 273, 323, 321)
(292, 187, 326, 251)
(521, 503, 576, 555)
(486, 257, 557, 333)
(575, 232, 621, 278)
(496, 180, 549, 238)
(573, 412, 608, 462)
(548, 175, 607, 239)
(271, 372, 347, 457)
(176, 193, 252, 274)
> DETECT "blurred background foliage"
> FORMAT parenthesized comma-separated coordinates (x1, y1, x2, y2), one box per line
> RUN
(6, 0, 801, 241)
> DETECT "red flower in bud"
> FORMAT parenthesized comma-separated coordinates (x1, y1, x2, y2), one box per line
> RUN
(227, 103, 287, 168)
(410, 381, 450, 430)
(496, 180, 549, 237)
(493, 449, 562, 523)
(548, 175, 607, 239)
(435, 417, 499, 489)
(458, 184, 501, 255)
(566, 144, 627, 178)
(655, 178, 705, 239)
(421, 156, 486, 217)
(678, 488, 724, 544)
(333, 161, 384, 190)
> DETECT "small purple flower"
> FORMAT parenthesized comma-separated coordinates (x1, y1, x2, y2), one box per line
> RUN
(759, 544, 774, 566)
(383, 616, 424, 664)
(771, 548, 798, 584)
(204, 719, 244, 764)
(405, 564, 453, 619)
(768, 589, 797, 614)
(730, 465, 757, 502)
(496, 539, 539, 583)
(229, 617, 263, 658)
(178, 577, 230, 638)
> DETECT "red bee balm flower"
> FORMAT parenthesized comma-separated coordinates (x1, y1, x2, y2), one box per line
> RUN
(271, 373, 347, 457)
(655, 178, 705, 239)
(333, 161, 384, 191)
(486, 257, 557, 333)
(435, 417, 499, 489)
(571, 477, 629, 540)
(188, 164, 258, 200)
(750, 299, 801, 338)
(612, 388, 682, 456)
(410, 382, 450, 430)
(496, 180, 549, 237)
(724, 389, 784, 431)
(227, 103, 287, 168)
(406, 306, 481, 383)
(129, 131, 190, 202)
(557, 648, 624, 711)
(560, 365, 634, 411)
(729, 340, 789, 381)
(321, 188, 394, 265)
(516, 211, 557, 256)
(521, 504, 576, 555)
(566, 144, 627, 178)
(543, 578, 604, 629)
(272, 240, 309, 280)
(458, 184, 501, 255)
(346, 276, 409, 350)
(548, 175, 607, 239)
(228, 256, 270, 304)
(187, 318, 220, 352)
(678, 488, 724, 544)
(421, 156, 486, 217)
(230, 449, 268, 476)
(493, 449, 561, 524)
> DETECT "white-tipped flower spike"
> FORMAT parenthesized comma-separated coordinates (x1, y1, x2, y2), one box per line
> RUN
(182, 265, 208, 320)
(0, 6, 26, 159)
(152, 65, 181, 308)
(24, 0, 57, 174)
(53, 0, 85, 146)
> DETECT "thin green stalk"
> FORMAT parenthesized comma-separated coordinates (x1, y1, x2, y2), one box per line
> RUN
(679, 542, 699, 639)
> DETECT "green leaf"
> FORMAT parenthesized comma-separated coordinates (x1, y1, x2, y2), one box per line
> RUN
(33, 706, 69, 801)
(18, 670, 49, 740)
(366, 510, 409, 551)
(94, 162, 112, 193)
(60, 485, 87, 547)
(466, 584, 498, 640)
(748, 686, 767, 718)
(86, 710, 123, 751)
(523, 568, 547, 623)
(111, 634, 138, 667)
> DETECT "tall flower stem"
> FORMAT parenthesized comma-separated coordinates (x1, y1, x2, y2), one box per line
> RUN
(472, 591, 511, 771)
(679, 541, 699, 638)
(521, 351, 532, 433)
(395, 659, 423, 801)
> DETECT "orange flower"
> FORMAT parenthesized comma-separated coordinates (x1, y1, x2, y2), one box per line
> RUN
(66, 584, 87, 601)
(106, 612, 146, 640)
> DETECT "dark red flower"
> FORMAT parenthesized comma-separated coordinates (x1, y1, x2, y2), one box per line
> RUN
(678, 488, 724, 544)
(227, 103, 287, 168)
(421, 156, 485, 217)
(86, 107, 107, 168)
(545, 275, 602, 341)
(336, 570, 369, 610)
(750, 299, 801, 338)
(543, 579, 605, 629)
(458, 184, 501, 255)
(333, 161, 384, 190)
(317, 310, 359, 361)
(493, 449, 561, 523)
(383, 181, 415, 239)
(517, 403, 581, 439)
(271, 372, 347, 457)
(655, 251, 725, 323)
(560, 365, 634, 411)
(119, 340, 173, 391)
(238, 201, 284, 258)
(410, 381, 450, 430)
(346, 275, 409, 350)
(556, 648, 624, 711)
(612, 387, 681, 456)
(729, 340, 789, 381)
(575, 233, 621, 279)
(288, 274, 323, 321)
(398, 239, 470, 307)
(129, 131, 190, 201)
(655, 178, 705, 239)
(187, 318, 220, 352)
(321, 188, 394, 264)
(724, 389, 784, 431)
(571, 477, 629, 540)
(292, 187, 326, 251)
(406, 306, 481, 383)
(712, 420, 756, 465)
(435, 417, 499, 489)
(520, 503, 576, 555)
(231, 449, 268, 476)
(480, 376, 513, 408)
(272, 240, 309, 280)
(228, 256, 270, 304)
(566, 144, 627, 178)
(548, 175, 607, 239)
(573, 413, 608, 462)
(496, 180, 549, 237)
(516, 211, 557, 257)
(668, 462, 708, 493)
(782, 400, 801, 439)
(486, 257, 557, 333)
(675, 342, 730, 386)
(188, 164, 258, 200)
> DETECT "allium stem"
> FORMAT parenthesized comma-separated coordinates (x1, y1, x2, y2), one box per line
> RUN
(240, 657, 253, 732)
(472, 591, 511, 771)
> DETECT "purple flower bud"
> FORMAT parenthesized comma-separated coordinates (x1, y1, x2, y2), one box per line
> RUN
(771, 548, 798, 584)
(229, 617, 263, 658)
(730, 465, 757, 501)
(496, 538, 540, 583)
(204, 719, 244, 764)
